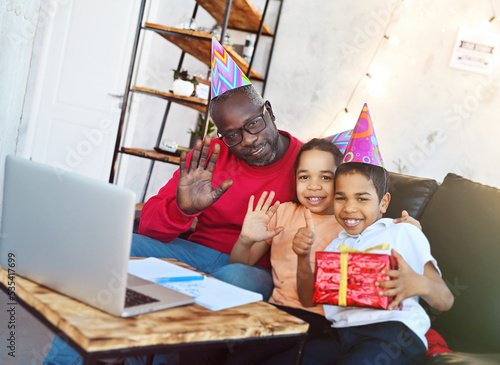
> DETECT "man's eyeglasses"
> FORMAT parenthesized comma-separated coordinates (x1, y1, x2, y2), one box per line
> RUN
(217, 107, 267, 148)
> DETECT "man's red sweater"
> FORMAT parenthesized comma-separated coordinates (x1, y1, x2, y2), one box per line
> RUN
(138, 131, 303, 269)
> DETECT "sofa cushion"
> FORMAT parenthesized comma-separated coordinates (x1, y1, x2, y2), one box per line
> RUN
(420, 173, 500, 353)
(384, 172, 439, 220)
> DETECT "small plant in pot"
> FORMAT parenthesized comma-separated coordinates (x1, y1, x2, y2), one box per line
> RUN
(188, 114, 216, 148)
(171, 69, 199, 97)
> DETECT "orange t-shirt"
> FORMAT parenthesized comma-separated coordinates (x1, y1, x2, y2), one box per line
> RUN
(267, 202, 343, 315)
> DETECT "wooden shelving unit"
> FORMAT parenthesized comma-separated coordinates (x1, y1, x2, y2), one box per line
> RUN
(110, 0, 284, 201)
(132, 86, 208, 113)
(196, 0, 273, 34)
(121, 147, 181, 164)
(143, 24, 263, 79)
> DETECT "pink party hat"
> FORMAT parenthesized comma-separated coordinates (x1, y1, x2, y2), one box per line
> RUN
(342, 103, 385, 168)
(211, 37, 251, 99)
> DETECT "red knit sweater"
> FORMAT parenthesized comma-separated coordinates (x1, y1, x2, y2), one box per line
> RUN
(139, 131, 303, 269)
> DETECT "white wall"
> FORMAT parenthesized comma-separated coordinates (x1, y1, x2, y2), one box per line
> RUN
(0, 0, 42, 213)
(267, 0, 500, 187)
(126, 0, 500, 202)
(15, 0, 500, 204)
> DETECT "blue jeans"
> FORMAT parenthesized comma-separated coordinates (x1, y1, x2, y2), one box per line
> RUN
(44, 333, 177, 364)
(130, 234, 273, 300)
(45, 234, 273, 364)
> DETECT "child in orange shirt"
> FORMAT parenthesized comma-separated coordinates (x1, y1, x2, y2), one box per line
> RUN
(228, 138, 418, 364)
(228, 137, 344, 364)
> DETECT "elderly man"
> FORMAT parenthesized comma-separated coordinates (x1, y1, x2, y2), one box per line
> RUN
(43, 38, 302, 365)
(132, 83, 302, 300)
(130, 38, 303, 300)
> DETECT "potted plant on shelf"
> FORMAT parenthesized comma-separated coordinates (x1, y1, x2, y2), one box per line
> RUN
(189, 114, 216, 148)
(171, 69, 199, 97)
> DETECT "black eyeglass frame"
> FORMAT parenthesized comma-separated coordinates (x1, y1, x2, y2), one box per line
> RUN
(217, 106, 267, 148)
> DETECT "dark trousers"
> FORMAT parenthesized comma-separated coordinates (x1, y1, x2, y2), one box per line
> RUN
(224, 305, 334, 365)
(263, 321, 427, 365)
(182, 308, 427, 365)
(180, 305, 333, 365)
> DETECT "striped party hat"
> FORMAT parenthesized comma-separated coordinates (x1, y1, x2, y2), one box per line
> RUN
(211, 37, 251, 99)
(325, 129, 353, 154)
(342, 103, 385, 168)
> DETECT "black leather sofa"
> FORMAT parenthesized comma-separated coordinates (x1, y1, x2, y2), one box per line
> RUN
(134, 171, 500, 363)
(385, 172, 500, 364)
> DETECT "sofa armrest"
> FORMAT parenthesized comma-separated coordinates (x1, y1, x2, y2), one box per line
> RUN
(420, 173, 500, 353)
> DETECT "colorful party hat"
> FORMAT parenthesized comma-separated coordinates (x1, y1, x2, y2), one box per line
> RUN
(211, 37, 251, 99)
(325, 129, 353, 154)
(342, 103, 385, 168)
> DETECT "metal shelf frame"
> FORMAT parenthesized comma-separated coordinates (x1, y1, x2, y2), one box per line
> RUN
(109, 0, 284, 203)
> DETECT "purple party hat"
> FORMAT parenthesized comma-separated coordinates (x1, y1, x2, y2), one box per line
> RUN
(342, 103, 385, 168)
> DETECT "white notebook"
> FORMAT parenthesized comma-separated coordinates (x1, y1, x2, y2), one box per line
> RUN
(128, 258, 263, 311)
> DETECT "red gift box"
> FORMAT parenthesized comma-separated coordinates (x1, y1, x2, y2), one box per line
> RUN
(313, 245, 398, 310)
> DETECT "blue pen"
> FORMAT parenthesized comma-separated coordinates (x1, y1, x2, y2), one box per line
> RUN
(154, 276, 205, 284)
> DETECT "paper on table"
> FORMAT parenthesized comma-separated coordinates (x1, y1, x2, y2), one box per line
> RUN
(128, 258, 263, 311)
(128, 257, 204, 282)
(160, 277, 263, 311)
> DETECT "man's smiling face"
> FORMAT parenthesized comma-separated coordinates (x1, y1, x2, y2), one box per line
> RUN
(211, 92, 280, 167)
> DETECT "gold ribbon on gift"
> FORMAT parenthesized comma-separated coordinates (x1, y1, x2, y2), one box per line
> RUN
(337, 243, 390, 307)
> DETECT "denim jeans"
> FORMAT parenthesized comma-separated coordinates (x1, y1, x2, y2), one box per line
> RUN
(44, 335, 178, 365)
(43, 335, 81, 365)
(130, 234, 273, 300)
(44, 234, 273, 364)
(44, 334, 178, 364)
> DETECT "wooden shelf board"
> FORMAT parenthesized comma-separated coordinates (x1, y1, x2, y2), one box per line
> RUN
(121, 147, 181, 165)
(144, 24, 263, 80)
(132, 86, 208, 113)
(196, 0, 272, 35)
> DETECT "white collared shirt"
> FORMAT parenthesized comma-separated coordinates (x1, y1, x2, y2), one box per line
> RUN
(322, 218, 440, 348)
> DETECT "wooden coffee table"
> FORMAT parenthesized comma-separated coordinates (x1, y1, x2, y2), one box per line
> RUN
(0, 259, 309, 364)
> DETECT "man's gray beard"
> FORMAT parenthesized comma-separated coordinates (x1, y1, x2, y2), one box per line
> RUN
(248, 132, 280, 167)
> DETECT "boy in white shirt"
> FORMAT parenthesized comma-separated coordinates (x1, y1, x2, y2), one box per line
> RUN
(292, 105, 453, 364)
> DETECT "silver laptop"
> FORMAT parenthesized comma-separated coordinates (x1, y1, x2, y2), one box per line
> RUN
(0, 155, 194, 317)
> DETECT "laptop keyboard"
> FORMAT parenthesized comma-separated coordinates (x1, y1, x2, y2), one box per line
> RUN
(125, 288, 160, 308)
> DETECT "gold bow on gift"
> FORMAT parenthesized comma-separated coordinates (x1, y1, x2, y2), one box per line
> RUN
(337, 243, 390, 306)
